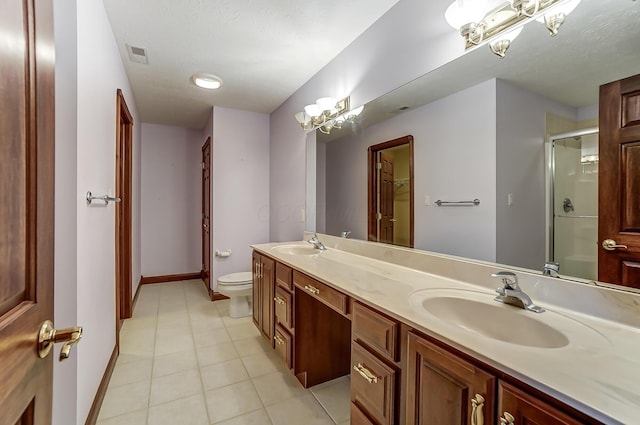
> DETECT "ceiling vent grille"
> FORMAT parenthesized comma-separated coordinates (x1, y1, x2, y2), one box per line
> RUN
(126, 44, 148, 64)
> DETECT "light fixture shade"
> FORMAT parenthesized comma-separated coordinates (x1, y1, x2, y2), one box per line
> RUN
(192, 73, 223, 89)
(294, 111, 311, 125)
(445, 0, 489, 29)
(304, 104, 321, 117)
(536, 0, 581, 22)
(316, 97, 337, 111)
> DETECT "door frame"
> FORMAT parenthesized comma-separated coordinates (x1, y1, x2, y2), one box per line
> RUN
(201, 137, 212, 297)
(115, 89, 133, 338)
(367, 135, 414, 247)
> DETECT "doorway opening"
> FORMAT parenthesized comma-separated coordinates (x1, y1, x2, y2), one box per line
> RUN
(368, 135, 414, 247)
(115, 89, 133, 338)
(201, 137, 212, 298)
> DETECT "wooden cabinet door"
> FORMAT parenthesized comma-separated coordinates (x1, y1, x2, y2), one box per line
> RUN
(261, 256, 275, 343)
(405, 332, 495, 425)
(252, 252, 261, 328)
(498, 381, 586, 425)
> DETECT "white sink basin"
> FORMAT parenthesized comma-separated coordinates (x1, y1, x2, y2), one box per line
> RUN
(271, 244, 319, 256)
(409, 289, 607, 349)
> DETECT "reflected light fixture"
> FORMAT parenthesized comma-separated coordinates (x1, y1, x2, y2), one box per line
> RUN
(294, 96, 364, 134)
(445, 0, 582, 58)
(191, 73, 223, 89)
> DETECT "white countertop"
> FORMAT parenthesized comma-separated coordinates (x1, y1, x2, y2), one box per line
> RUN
(252, 237, 640, 425)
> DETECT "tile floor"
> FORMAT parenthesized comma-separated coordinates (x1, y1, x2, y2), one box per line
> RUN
(96, 280, 351, 425)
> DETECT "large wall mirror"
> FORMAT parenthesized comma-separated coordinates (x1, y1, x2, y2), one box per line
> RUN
(307, 0, 640, 289)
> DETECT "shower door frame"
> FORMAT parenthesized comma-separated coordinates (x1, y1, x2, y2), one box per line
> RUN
(545, 127, 599, 265)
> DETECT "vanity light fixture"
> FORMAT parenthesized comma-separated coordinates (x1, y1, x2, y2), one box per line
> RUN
(445, 0, 582, 58)
(191, 73, 223, 90)
(294, 96, 364, 134)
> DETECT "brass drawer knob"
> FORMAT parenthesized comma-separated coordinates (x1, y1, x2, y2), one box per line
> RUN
(353, 363, 378, 384)
(500, 412, 515, 425)
(274, 334, 286, 345)
(471, 394, 485, 425)
(304, 284, 320, 295)
(274, 296, 286, 305)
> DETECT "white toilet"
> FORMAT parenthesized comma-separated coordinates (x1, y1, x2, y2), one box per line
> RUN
(216, 272, 253, 318)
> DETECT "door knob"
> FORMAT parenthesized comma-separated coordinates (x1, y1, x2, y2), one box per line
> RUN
(38, 320, 83, 361)
(602, 239, 628, 251)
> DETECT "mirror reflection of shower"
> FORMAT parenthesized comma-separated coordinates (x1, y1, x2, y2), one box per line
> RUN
(550, 129, 599, 281)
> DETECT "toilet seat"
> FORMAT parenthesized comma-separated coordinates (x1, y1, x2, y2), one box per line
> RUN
(217, 271, 253, 318)
(217, 271, 253, 287)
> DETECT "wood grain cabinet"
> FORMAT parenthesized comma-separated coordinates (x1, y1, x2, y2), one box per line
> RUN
(252, 252, 274, 345)
(273, 262, 294, 369)
(351, 302, 400, 425)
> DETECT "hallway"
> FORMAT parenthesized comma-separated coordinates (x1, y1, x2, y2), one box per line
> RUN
(96, 280, 350, 424)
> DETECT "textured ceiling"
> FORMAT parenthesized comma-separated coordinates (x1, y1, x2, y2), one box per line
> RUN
(102, 0, 400, 129)
(319, 0, 640, 142)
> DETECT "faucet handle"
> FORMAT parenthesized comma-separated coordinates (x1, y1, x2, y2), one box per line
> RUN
(491, 271, 518, 289)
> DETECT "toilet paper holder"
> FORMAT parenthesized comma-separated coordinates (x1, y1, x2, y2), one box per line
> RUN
(215, 250, 232, 257)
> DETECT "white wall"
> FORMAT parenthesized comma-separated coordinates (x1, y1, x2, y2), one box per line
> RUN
(74, 0, 141, 421)
(495, 80, 576, 269)
(270, 0, 464, 242)
(53, 1, 78, 424)
(207, 107, 271, 289)
(323, 80, 497, 261)
(141, 123, 202, 276)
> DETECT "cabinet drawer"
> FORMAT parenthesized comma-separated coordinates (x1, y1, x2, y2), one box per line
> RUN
(351, 402, 377, 425)
(275, 262, 292, 290)
(352, 302, 398, 362)
(274, 285, 293, 331)
(351, 342, 396, 425)
(273, 324, 293, 369)
(293, 271, 347, 315)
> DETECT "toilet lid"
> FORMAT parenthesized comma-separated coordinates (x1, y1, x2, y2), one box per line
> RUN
(217, 271, 253, 285)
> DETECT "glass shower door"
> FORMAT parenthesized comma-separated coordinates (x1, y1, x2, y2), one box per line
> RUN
(552, 132, 598, 281)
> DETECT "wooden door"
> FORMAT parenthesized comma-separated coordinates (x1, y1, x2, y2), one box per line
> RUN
(598, 74, 640, 288)
(202, 137, 211, 293)
(0, 0, 56, 423)
(498, 381, 585, 425)
(115, 89, 133, 325)
(380, 152, 395, 244)
(405, 332, 495, 425)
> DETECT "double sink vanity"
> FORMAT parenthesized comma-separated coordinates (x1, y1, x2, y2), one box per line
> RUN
(251, 234, 640, 425)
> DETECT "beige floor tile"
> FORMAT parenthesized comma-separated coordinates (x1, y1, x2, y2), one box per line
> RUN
(154, 331, 195, 356)
(196, 341, 239, 367)
(147, 393, 209, 425)
(150, 369, 202, 406)
(98, 380, 150, 420)
(120, 316, 157, 333)
(190, 313, 225, 331)
(156, 311, 189, 327)
(241, 351, 282, 378)
(193, 327, 231, 348)
(337, 421, 350, 425)
(120, 330, 156, 357)
(252, 370, 307, 406)
(153, 349, 198, 377)
(309, 376, 351, 423)
(213, 408, 272, 425)
(204, 381, 263, 423)
(222, 315, 253, 327)
(232, 335, 271, 357)
(109, 358, 153, 387)
(116, 352, 154, 365)
(200, 359, 249, 390)
(266, 393, 334, 425)
(226, 322, 261, 341)
(96, 408, 147, 425)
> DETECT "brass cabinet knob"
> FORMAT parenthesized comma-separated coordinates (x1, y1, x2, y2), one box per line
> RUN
(38, 320, 83, 361)
(471, 394, 485, 425)
(500, 412, 515, 425)
(353, 363, 378, 384)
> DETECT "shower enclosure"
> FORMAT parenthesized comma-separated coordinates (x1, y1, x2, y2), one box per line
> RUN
(549, 128, 599, 281)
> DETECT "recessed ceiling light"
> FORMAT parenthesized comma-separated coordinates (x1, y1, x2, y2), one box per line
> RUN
(191, 73, 223, 90)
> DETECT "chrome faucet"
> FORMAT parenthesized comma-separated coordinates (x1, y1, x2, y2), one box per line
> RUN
(341, 230, 351, 238)
(542, 261, 560, 277)
(307, 233, 326, 251)
(491, 271, 545, 313)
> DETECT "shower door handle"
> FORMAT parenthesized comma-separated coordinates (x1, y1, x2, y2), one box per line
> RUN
(602, 239, 628, 251)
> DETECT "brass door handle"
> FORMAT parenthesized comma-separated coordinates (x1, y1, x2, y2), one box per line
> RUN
(602, 239, 628, 251)
(353, 363, 378, 384)
(304, 285, 320, 295)
(471, 394, 485, 425)
(38, 320, 83, 361)
(500, 412, 515, 425)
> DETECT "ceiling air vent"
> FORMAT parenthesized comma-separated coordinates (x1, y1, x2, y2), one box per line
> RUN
(126, 44, 148, 64)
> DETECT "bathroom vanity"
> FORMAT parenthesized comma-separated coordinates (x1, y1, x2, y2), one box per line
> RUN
(251, 235, 640, 425)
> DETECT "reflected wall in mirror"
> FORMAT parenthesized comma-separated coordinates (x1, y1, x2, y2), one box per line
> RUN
(308, 0, 640, 288)
(367, 136, 414, 248)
